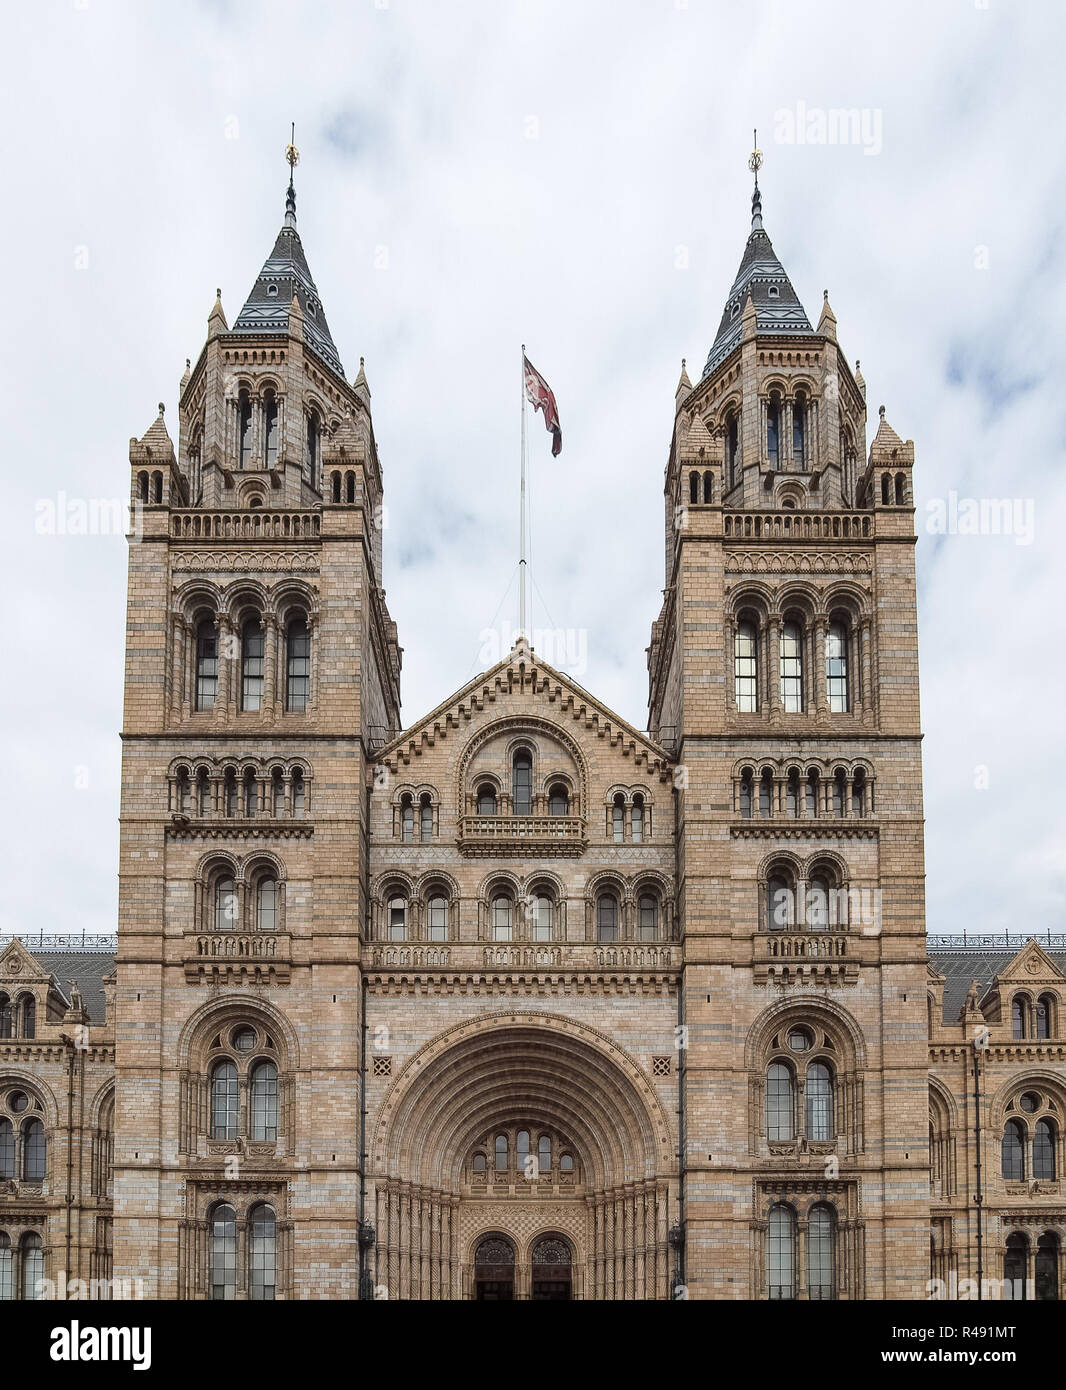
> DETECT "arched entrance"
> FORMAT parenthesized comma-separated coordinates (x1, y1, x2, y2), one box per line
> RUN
(531, 1236, 572, 1301)
(474, 1235, 515, 1301)
(369, 1013, 676, 1300)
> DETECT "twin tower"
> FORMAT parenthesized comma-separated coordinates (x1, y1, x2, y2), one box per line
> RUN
(113, 151, 929, 1300)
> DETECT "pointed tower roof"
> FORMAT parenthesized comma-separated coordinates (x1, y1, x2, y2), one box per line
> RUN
(232, 143, 345, 378)
(701, 142, 813, 380)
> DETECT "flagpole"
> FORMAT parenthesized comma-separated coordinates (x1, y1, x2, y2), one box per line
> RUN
(520, 343, 528, 641)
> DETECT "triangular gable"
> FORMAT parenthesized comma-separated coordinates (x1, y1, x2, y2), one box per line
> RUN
(377, 640, 672, 781)
(992, 939, 1066, 988)
(0, 939, 54, 988)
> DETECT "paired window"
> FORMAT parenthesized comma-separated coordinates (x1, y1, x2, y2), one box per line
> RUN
(210, 1201, 278, 1300)
(767, 1203, 835, 1301)
(608, 793, 650, 841)
(0, 1232, 44, 1301)
(765, 1039, 835, 1143)
(0, 993, 35, 1040)
(1004, 1231, 1060, 1301)
(1012, 994, 1056, 1040)
(1002, 1092, 1058, 1181)
(0, 1088, 47, 1183)
(209, 870, 280, 933)
(207, 1029, 281, 1146)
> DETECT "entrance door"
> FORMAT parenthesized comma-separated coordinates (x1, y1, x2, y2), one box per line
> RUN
(474, 1236, 515, 1301)
(531, 1237, 572, 1301)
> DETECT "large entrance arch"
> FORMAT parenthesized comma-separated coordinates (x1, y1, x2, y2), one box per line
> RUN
(369, 1013, 675, 1300)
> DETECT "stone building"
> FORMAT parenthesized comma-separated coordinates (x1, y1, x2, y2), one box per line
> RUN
(1, 155, 1063, 1300)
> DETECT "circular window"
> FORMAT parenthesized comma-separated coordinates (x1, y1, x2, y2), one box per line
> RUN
(8, 1091, 28, 1113)
(232, 1026, 257, 1052)
(1019, 1092, 1041, 1114)
(787, 1027, 813, 1053)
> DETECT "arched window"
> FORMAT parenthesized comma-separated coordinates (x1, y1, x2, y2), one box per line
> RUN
(734, 619, 758, 711)
(477, 783, 497, 815)
(895, 473, 905, 505)
(806, 769, 820, 817)
(1035, 996, 1052, 1040)
(807, 1204, 835, 1300)
(786, 769, 799, 818)
(766, 871, 794, 931)
(792, 396, 806, 469)
(428, 894, 448, 942)
(597, 894, 618, 943)
(286, 617, 310, 711)
(331, 472, 341, 503)
(306, 410, 320, 488)
(1002, 1119, 1025, 1180)
(210, 1204, 237, 1300)
(532, 894, 552, 942)
(612, 794, 625, 843)
(832, 769, 846, 817)
(767, 1204, 795, 1299)
(739, 768, 754, 818)
(1003, 1232, 1028, 1297)
(766, 1063, 794, 1141)
(548, 783, 569, 816)
(1034, 1120, 1056, 1181)
(197, 768, 211, 816)
(291, 768, 305, 817)
(1012, 998, 1027, 1040)
(689, 471, 699, 505)
(177, 768, 192, 814)
(256, 877, 278, 931)
(195, 618, 218, 711)
(492, 895, 512, 942)
(806, 1062, 834, 1141)
(400, 795, 414, 842)
(702, 471, 713, 504)
(538, 1135, 551, 1173)
(0, 1233, 10, 1301)
(1036, 1232, 1059, 1302)
(243, 768, 258, 818)
(215, 876, 237, 932)
(21, 1233, 43, 1301)
(210, 1060, 239, 1141)
(0, 994, 10, 1039)
(495, 1134, 508, 1171)
(826, 620, 849, 713)
(241, 618, 265, 711)
(638, 894, 658, 941)
(631, 795, 644, 842)
(388, 897, 407, 942)
(345, 471, 356, 503)
(780, 621, 803, 712)
(517, 1130, 531, 1177)
(0, 1119, 13, 1178)
(512, 751, 532, 814)
(560, 1152, 574, 1173)
(22, 1119, 45, 1182)
(881, 473, 891, 505)
(248, 1203, 277, 1300)
(726, 411, 740, 489)
(272, 768, 284, 817)
(222, 769, 238, 818)
(250, 1061, 279, 1142)
(767, 395, 780, 467)
(263, 391, 279, 469)
(851, 768, 866, 818)
(472, 1152, 486, 1173)
(420, 794, 434, 841)
(807, 873, 831, 930)
(238, 391, 252, 469)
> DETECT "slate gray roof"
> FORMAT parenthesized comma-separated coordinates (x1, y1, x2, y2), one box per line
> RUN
(929, 949, 1066, 1024)
(231, 181, 345, 378)
(31, 951, 114, 1024)
(701, 188, 814, 379)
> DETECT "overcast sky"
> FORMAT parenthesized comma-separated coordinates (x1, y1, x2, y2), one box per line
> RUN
(1, 0, 1063, 942)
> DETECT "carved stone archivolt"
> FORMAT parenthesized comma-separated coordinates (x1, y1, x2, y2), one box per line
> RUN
(171, 551, 319, 573)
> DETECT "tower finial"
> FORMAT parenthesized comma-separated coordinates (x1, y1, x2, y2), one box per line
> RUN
(284, 123, 300, 229)
(748, 128, 764, 232)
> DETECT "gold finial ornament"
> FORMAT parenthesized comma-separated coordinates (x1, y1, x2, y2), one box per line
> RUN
(748, 127, 763, 177)
(285, 122, 300, 172)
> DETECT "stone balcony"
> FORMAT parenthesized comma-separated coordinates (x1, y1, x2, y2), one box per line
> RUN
(752, 929, 860, 986)
(456, 814, 588, 857)
(183, 931, 292, 985)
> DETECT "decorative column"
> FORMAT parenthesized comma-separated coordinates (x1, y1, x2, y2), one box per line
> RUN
(264, 617, 278, 715)
(814, 618, 828, 720)
(860, 619, 873, 724)
(769, 618, 782, 718)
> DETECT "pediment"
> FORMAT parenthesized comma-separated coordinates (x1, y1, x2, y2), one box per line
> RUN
(0, 939, 54, 988)
(994, 939, 1066, 988)
(378, 639, 672, 784)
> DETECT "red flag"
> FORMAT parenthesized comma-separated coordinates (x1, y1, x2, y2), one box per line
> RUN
(524, 354, 562, 456)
